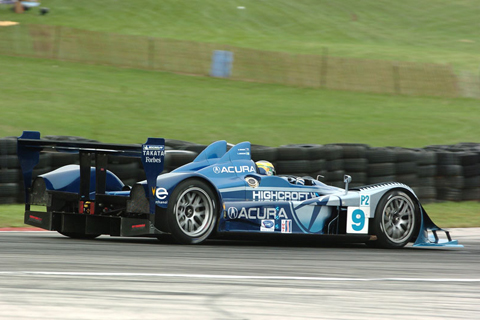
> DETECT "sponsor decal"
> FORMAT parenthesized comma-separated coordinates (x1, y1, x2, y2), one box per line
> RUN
(360, 194, 370, 207)
(347, 207, 369, 234)
(245, 177, 259, 188)
(260, 220, 275, 232)
(28, 215, 42, 223)
(252, 190, 318, 201)
(142, 145, 164, 163)
(237, 148, 250, 156)
(225, 206, 288, 220)
(213, 165, 256, 174)
(227, 207, 239, 219)
(281, 220, 292, 233)
(154, 187, 168, 204)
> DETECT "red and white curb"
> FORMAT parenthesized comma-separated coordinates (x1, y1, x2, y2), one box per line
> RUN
(0, 227, 46, 231)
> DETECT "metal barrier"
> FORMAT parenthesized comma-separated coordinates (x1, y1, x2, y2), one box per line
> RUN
(0, 24, 474, 98)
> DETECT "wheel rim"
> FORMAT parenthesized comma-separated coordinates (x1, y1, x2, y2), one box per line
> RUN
(174, 187, 213, 237)
(380, 194, 416, 244)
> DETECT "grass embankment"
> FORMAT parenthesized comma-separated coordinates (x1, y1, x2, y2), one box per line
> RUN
(2, 0, 478, 71)
(1, 55, 479, 147)
(1, 55, 479, 227)
(1, 1, 479, 227)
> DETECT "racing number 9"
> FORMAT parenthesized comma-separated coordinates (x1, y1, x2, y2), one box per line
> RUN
(351, 209, 365, 232)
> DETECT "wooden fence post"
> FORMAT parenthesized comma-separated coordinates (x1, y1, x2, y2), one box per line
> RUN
(320, 47, 328, 88)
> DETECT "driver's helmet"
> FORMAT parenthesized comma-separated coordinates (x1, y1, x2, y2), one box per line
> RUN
(256, 160, 276, 176)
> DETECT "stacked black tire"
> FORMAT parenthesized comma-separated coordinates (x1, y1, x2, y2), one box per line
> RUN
(366, 147, 396, 185)
(0, 137, 20, 204)
(0, 137, 54, 204)
(2, 136, 480, 203)
(411, 148, 437, 203)
(274, 144, 325, 180)
(426, 143, 480, 201)
(334, 144, 368, 188)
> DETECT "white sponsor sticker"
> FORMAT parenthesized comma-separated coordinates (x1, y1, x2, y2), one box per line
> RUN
(260, 220, 275, 232)
(347, 207, 369, 234)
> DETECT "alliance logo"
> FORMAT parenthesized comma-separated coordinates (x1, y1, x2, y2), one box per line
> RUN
(225, 206, 288, 220)
(227, 207, 239, 219)
(213, 165, 256, 174)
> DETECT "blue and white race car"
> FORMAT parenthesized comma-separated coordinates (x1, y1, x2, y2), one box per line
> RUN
(18, 131, 461, 249)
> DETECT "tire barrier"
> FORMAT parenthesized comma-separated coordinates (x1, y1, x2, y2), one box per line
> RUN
(2, 136, 480, 203)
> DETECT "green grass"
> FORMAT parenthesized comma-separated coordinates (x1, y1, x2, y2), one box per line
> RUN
(2, 202, 479, 228)
(1, 0, 478, 71)
(1, 2, 480, 227)
(1, 55, 479, 147)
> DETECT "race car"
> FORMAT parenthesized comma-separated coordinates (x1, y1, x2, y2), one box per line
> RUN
(17, 131, 461, 248)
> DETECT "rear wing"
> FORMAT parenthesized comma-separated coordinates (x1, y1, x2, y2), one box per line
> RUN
(17, 131, 165, 213)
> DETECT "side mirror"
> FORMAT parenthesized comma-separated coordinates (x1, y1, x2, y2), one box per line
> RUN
(344, 175, 352, 194)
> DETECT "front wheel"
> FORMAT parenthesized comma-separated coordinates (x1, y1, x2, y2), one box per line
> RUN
(372, 190, 420, 249)
(167, 179, 218, 244)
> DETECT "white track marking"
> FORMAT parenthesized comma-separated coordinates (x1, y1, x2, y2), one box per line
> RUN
(0, 271, 479, 282)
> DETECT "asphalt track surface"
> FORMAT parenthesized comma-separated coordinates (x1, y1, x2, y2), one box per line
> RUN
(0, 229, 479, 320)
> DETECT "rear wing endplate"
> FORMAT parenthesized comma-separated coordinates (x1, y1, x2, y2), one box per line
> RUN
(17, 131, 164, 214)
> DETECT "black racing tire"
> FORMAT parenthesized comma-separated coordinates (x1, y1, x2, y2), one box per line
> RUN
(58, 232, 100, 239)
(395, 161, 417, 175)
(464, 176, 480, 188)
(321, 145, 343, 161)
(462, 188, 480, 201)
(250, 145, 278, 162)
(0, 183, 20, 197)
(277, 145, 309, 161)
(275, 160, 311, 174)
(367, 163, 396, 177)
(395, 174, 418, 186)
(167, 179, 218, 244)
(343, 158, 368, 172)
(326, 159, 344, 171)
(310, 159, 326, 172)
(435, 151, 460, 166)
(367, 175, 396, 185)
(0, 138, 17, 155)
(463, 164, 480, 177)
(386, 147, 415, 162)
(0, 169, 21, 183)
(412, 149, 437, 166)
(366, 148, 396, 163)
(165, 150, 198, 168)
(184, 144, 208, 154)
(417, 164, 437, 177)
(437, 165, 462, 176)
(327, 144, 367, 159)
(372, 190, 420, 249)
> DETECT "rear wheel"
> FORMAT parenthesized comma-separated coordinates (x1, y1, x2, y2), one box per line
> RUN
(372, 190, 420, 249)
(167, 179, 217, 244)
